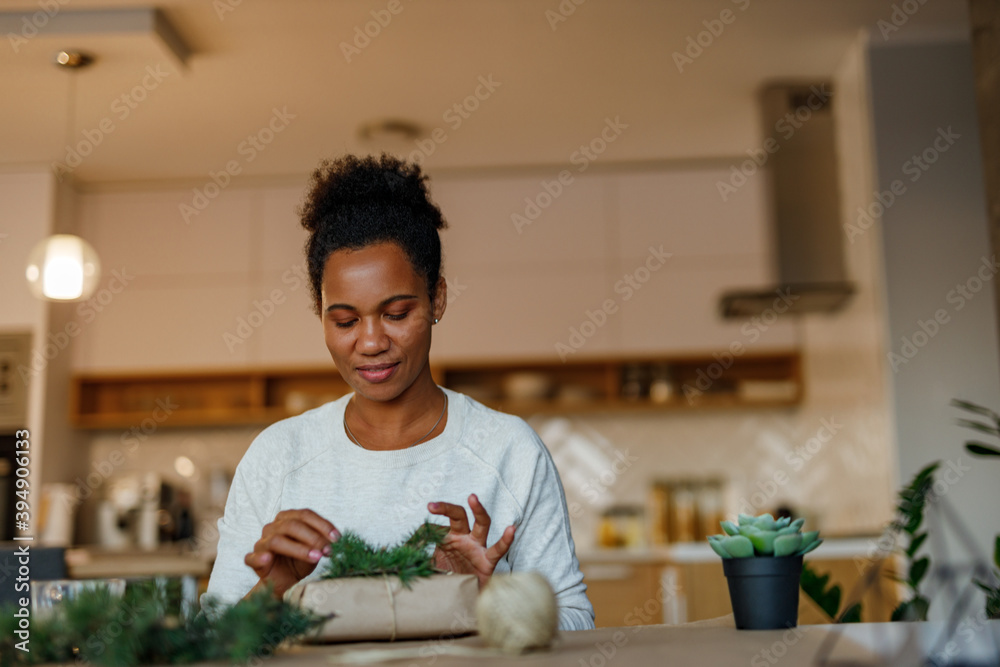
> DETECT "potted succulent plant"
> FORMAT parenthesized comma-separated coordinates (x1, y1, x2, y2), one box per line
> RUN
(707, 513, 823, 629)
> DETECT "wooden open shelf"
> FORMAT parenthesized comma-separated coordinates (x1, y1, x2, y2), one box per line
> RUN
(70, 367, 351, 429)
(437, 351, 802, 415)
(70, 351, 802, 429)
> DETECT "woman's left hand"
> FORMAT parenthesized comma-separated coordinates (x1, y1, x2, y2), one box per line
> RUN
(428, 494, 515, 588)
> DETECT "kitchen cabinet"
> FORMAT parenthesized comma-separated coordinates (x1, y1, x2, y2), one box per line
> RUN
(581, 559, 667, 628)
(613, 169, 769, 259)
(429, 167, 798, 361)
(614, 259, 798, 354)
(431, 263, 620, 360)
(580, 543, 900, 627)
(73, 166, 790, 370)
(433, 174, 610, 267)
(69, 351, 802, 428)
(665, 557, 901, 624)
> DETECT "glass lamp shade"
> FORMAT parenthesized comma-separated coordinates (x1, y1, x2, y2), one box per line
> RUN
(25, 234, 101, 301)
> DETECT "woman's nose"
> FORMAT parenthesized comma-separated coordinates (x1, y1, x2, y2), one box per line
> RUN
(357, 319, 389, 353)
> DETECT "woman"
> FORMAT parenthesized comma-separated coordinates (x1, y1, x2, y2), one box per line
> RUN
(203, 154, 595, 630)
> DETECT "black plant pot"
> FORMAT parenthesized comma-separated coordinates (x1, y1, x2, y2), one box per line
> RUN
(722, 555, 803, 630)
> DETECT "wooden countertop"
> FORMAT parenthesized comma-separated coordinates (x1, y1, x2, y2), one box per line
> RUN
(256, 618, 999, 666)
(577, 537, 884, 563)
(65, 545, 212, 579)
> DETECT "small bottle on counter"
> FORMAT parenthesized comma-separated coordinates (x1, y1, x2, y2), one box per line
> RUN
(598, 506, 646, 549)
(647, 482, 670, 545)
(649, 363, 674, 404)
(696, 480, 724, 540)
(621, 364, 646, 401)
(598, 510, 622, 548)
(669, 483, 697, 543)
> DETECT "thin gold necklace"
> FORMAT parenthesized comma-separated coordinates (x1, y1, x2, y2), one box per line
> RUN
(344, 393, 448, 450)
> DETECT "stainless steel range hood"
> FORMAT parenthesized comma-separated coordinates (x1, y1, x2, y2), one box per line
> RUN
(720, 81, 855, 318)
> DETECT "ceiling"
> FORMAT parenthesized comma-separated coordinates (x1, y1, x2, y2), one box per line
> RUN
(0, 0, 972, 185)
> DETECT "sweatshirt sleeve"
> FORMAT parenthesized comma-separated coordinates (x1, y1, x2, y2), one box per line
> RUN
(201, 438, 281, 609)
(503, 425, 595, 631)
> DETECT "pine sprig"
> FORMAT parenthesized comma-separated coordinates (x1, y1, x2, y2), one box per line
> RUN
(322, 521, 448, 588)
(0, 579, 324, 667)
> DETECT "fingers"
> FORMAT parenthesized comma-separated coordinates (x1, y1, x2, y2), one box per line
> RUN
(485, 524, 516, 566)
(428, 501, 470, 535)
(244, 549, 274, 578)
(271, 509, 340, 551)
(281, 508, 341, 544)
(278, 515, 334, 552)
(245, 508, 340, 578)
(467, 494, 492, 544)
(260, 531, 328, 564)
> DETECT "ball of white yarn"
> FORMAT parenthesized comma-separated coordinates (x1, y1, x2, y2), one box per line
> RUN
(476, 571, 559, 654)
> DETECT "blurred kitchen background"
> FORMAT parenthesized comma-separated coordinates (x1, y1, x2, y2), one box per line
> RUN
(1, 0, 999, 625)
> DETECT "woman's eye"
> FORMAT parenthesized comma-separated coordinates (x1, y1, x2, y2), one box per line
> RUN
(386, 312, 409, 321)
(333, 320, 356, 329)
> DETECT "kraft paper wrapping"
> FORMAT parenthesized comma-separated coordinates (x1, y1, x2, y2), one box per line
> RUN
(286, 573, 479, 643)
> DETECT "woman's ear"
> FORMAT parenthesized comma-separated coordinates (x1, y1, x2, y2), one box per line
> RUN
(432, 276, 448, 324)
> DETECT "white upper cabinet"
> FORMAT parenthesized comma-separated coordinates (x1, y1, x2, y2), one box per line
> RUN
(614, 167, 771, 261)
(431, 166, 795, 360)
(608, 167, 796, 353)
(72, 166, 797, 370)
(433, 173, 609, 267)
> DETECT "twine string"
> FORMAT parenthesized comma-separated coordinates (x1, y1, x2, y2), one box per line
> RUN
(382, 575, 397, 642)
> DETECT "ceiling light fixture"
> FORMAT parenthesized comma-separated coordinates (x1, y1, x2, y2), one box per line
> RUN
(357, 118, 423, 143)
(25, 50, 102, 302)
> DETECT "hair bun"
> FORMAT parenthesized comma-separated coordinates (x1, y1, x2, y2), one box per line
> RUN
(300, 154, 445, 232)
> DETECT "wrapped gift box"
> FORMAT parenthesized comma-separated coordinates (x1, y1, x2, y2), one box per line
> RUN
(285, 573, 479, 642)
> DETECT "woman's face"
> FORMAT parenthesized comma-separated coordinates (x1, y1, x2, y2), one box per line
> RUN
(320, 242, 445, 403)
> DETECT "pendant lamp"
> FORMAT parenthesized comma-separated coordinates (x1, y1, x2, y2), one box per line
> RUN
(26, 50, 101, 302)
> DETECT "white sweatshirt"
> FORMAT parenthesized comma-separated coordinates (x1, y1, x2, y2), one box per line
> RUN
(202, 386, 595, 631)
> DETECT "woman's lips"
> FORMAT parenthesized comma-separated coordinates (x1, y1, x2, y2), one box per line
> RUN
(355, 362, 399, 383)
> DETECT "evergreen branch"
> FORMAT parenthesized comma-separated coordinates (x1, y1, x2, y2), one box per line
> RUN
(0, 579, 323, 667)
(321, 520, 448, 589)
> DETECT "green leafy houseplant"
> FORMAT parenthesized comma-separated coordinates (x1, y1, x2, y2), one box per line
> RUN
(889, 461, 937, 621)
(952, 398, 1000, 459)
(797, 463, 937, 624)
(885, 399, 1000, 623)
(800, 562, 863, 623)
(796, 400, 999, 626)
(707, 513, 823, 559)
(951, 398, 1000, 619)
(708, 512, 822, 629)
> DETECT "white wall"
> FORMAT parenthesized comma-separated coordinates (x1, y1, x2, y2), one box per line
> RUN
(0, 171, 51, 333)
(870, 39, 1000, 589)
(0, 170, 53, 497)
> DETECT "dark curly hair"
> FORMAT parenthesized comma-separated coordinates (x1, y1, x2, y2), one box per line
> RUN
(298, 154, 447, 317)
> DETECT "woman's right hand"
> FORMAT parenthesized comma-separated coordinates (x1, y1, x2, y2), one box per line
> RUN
(244, 508, 341, 599)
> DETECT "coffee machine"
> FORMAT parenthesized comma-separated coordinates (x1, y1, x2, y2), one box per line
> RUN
(97, 472, 162, 550)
